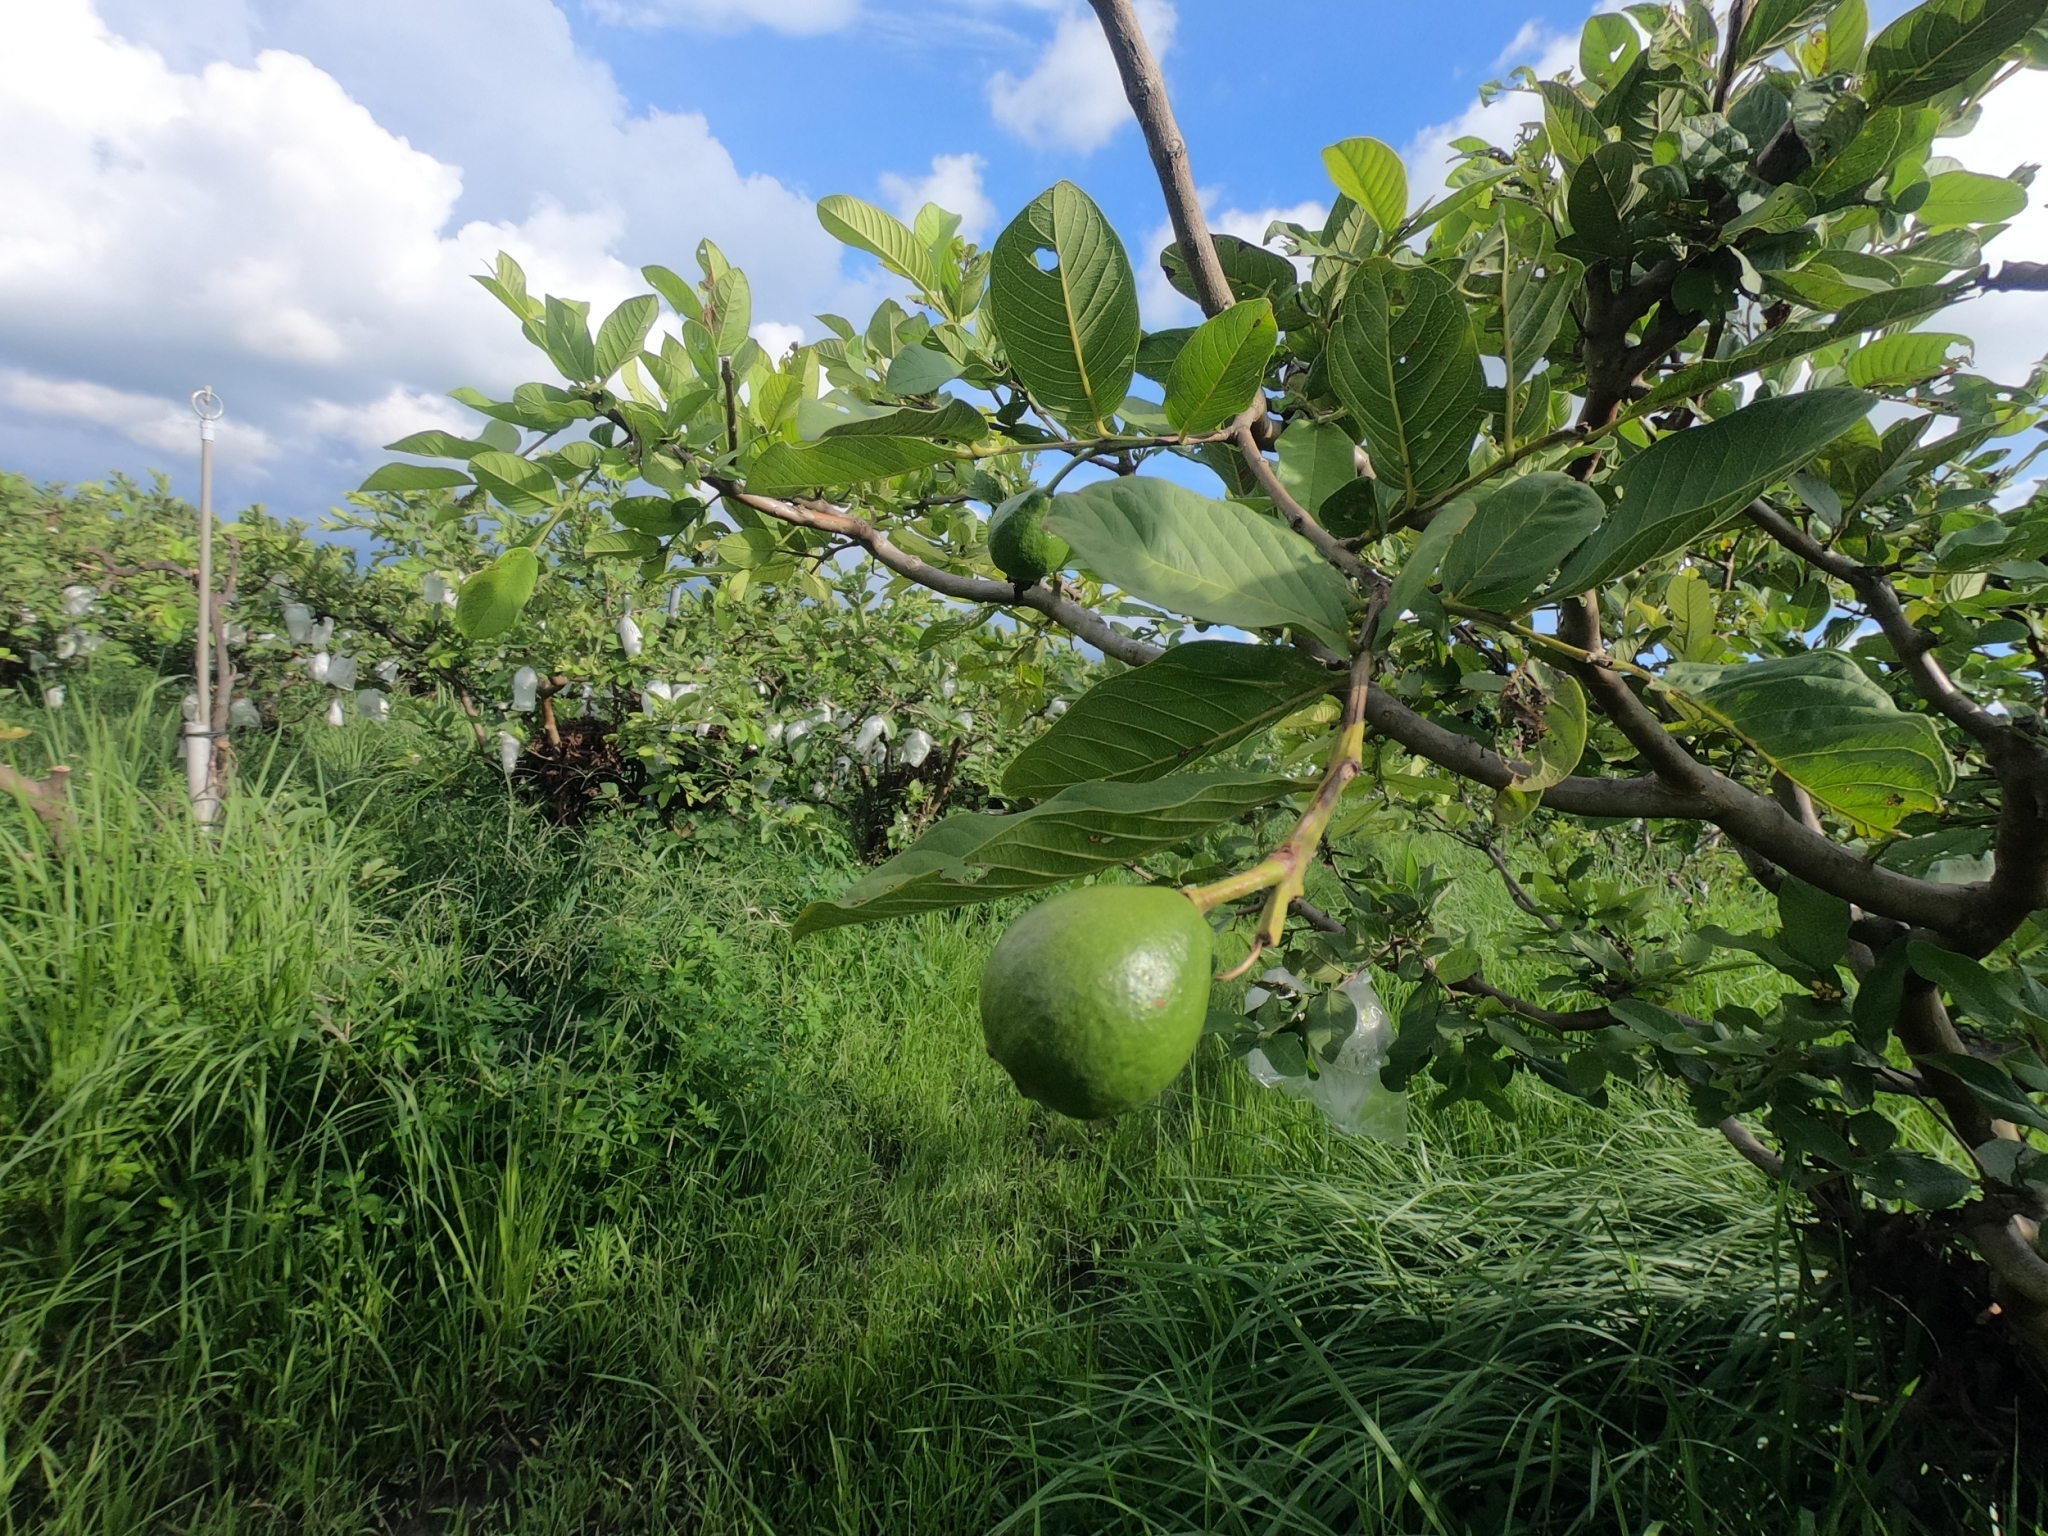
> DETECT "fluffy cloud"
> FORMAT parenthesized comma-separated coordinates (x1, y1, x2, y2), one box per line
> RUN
(988, 0, 1174, 154)
(0, 0, 864, 510)
(580, 0, 859, 32)
(880, 153, 997, 243)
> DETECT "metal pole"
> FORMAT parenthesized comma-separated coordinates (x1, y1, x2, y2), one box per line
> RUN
(188, 387, 224, 824)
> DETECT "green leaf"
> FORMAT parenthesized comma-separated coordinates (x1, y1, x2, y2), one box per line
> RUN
(1914, 169, 2029, 228)
(884, 342, 962, 396)
(468, 450, 559, 513)
(1918, 1052, 2048, 1133)
(1275, 420, 1359, 516)
(586, 529, 661, 559)
(1320, 137, 1408, 237)
(1505, 671, 1588, 795)
(1853, 940, 1911, 1048)
(817, 194, 945, 300)
(541, 296, 597, 382)
(1327, 259, 1484, 512)
(1164, 299, 1277, 434)
(1003, 642, 1336, 797)
(1741, 0, 1839, 61)
(1863, 1149, 1974, 1208)
(1660, 652, 1953, 832)
(1045, 479, 1356, 650)
(1563, 142, 1642, 261)
(1376, 499, 1474, 645)
(1905, 941, 2020, 1025)
(746, 437, 958, 494)
(1556, 389, 1876, 592)
(1778, 876, 1852, 973)
(1723, 183, 1818, 237)
(592, 294, 659, 382)
(1159, 235, 1299, 307)
(819, 400, 987, 442)
(707, 267, 752, 356)
(1845, 331, 1971, 386)
(989, 181, 1141, 436)
(610, 495, 700, 536)
(1667, 569, 1720, 661)
(1134, 328, 1194, 385)
(454, 547, 540, 640)
(382, 431, 494, 460)
(1864, 0, 2048, 109)
(791, 771, 1303, 935)
(358, 463, 473, 494)
(1499, 243, 1581, 388)
(642, 262, 705, 324)
(1537, 81, 1606, 169)
(1441, 473, 1604, 611)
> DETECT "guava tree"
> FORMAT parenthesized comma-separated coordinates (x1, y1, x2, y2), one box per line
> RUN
(370, 0, 2048, 1360)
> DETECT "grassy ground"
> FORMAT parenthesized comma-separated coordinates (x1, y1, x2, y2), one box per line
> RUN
(0, 693, 2038, 1533)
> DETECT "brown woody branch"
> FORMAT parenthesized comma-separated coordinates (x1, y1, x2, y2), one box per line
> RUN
(1087, 0, 1233, 319)
(714, 478, 1162, 667)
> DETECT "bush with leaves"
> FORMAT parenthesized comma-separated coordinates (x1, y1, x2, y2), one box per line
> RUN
(366, 0, 2048, 1363)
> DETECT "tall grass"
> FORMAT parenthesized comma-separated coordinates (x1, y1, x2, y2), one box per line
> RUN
(0, 693, 2037, 1532)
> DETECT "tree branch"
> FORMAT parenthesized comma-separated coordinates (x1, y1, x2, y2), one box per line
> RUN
(715, 478, 1162, 667)
(1718, 1116, 1786, 1177)
(1086, 0, 1233, 319)
(1230, 424, 1379, 586)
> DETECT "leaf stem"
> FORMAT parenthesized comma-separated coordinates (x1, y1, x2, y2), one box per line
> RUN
(1184, 656, 1372, 949)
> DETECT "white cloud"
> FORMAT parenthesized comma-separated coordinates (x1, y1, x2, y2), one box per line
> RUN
(1, 368, 278, 461)
(1136, 198, 1327, 330)
(880, 153, 997, 243)
(751, 321, 807, 358)
(1402, 22, 1575, 205)
(1941, 65, 2048, 387)
(988, 0, 1175, 154)
(580, 0, 859, 34)
(0, 0, 871, 510)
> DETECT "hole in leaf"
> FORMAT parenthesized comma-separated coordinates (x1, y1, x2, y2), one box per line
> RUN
(1032, 246, 1060, 274)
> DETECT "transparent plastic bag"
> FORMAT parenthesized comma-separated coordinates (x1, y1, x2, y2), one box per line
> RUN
(1244, 969, 1408, 1141)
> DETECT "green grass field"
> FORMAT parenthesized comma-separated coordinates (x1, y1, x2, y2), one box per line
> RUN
(0, 694, 2037, 1533)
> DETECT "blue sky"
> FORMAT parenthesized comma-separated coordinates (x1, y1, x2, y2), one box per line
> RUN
(2, 0, 2042, 521)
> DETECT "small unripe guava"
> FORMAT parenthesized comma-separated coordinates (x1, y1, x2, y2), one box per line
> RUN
(988, 489, 1070, 585)
(980, 884, 1212, 1119)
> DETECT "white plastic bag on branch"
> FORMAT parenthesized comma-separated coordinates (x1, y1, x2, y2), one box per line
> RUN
(618, 614, 643, 659)
(498, 730, 521, 775)
(853, 714, 892, 762)
(325, 654, 358, 690)
(43, 687, 64, 710)
(898, 728, 934, 768)
(62, 585, 95, 618)
(374, 659, 401, 684)
(308, 652, 332, 683)
(229, 697, 261, 729)
(283, 602, 314, 643)
(309, 617, 334, 650)
(421, 573, 450, 607)
(356, 689, 389, 722)
(511, 667, 539, 712)
(181, 692, 200, 722)
(1245, 970, 1407, 1141)
(325, 696, 346, 728)
(642, 680, 674, 715)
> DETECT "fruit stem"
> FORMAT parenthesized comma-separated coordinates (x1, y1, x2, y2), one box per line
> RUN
(1183, 657, 1371, 949)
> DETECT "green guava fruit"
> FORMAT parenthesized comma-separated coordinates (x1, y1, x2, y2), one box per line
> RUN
(988, 489, 1070, 585)
(980, 885, 1213, 1119)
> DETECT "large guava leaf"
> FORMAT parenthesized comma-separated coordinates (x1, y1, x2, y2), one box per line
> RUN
(1045, 479, 1355, 650)
(1661, 652, 1953, 831)
(1557, 389, 1875, 593)
(1164, 299, 1277, 434)
(988, 182, 1141, 437)
(746, 437, 958, 494)
(1864, 0, 2048, 109)
(1003, 642, 1336, 798)
(1326, 259, 1484, 512)
(791, 771, 1304, 935)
